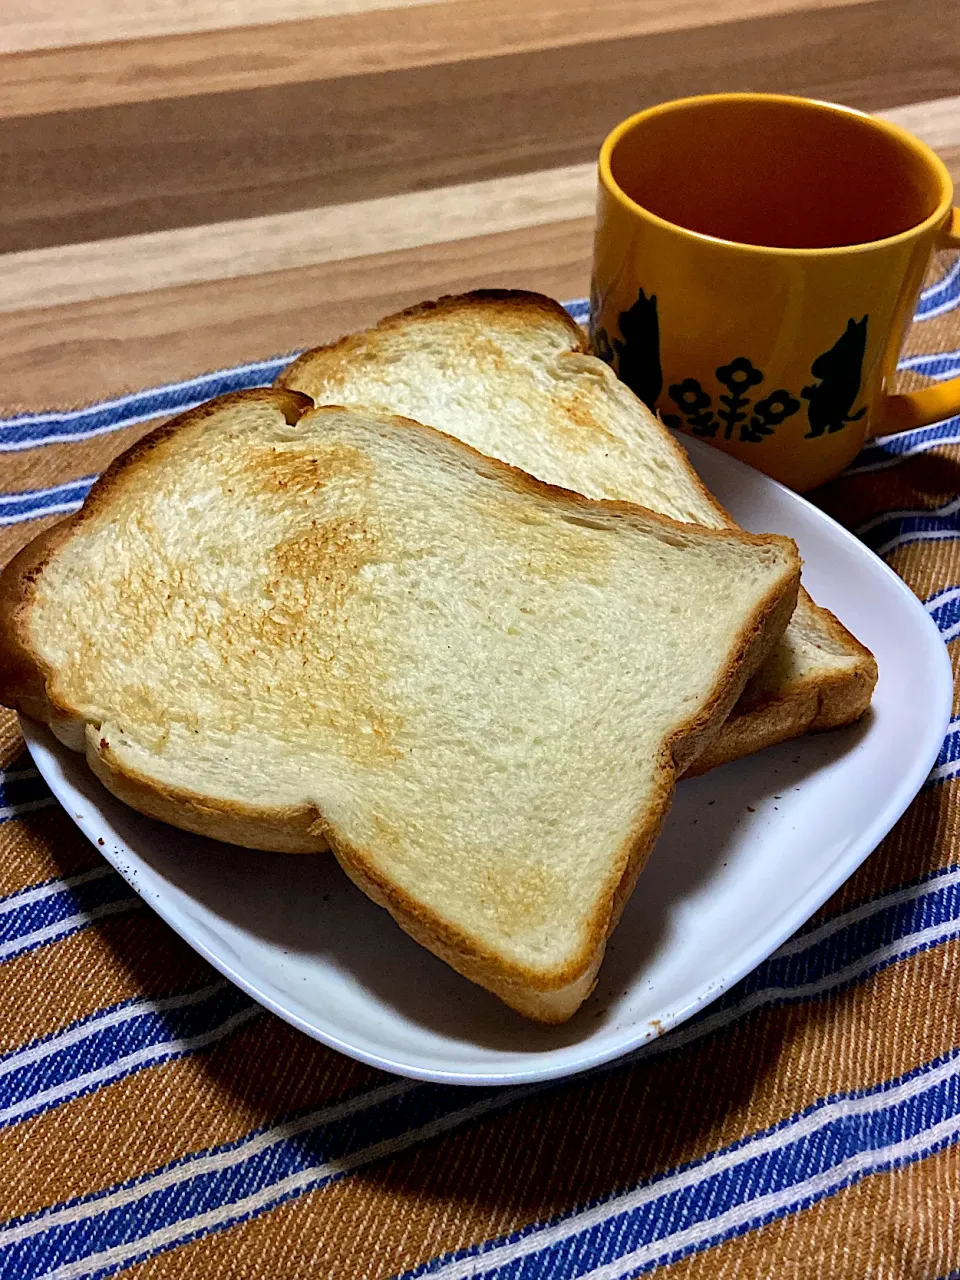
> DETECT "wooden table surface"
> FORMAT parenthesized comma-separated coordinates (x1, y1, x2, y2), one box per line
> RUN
(1, 0, 958, 416)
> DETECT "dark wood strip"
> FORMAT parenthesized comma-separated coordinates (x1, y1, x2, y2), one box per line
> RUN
(0, 0, 870, 120)
(1, 0, 956, 254)
(0, 166, 594, 313)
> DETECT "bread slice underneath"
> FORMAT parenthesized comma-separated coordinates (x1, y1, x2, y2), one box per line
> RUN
(0, 390, 799, 1020)
(279, 291, 877, 773)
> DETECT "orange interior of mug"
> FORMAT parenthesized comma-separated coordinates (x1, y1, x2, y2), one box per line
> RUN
(607, 96, 946, 250)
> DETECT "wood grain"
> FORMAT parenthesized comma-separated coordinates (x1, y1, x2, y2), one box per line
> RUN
(1, 0, 958, 428)
(879, 96, 960, 152)
(0, 0, 874, 120)
(2, 0, 956, 255)
(0, 166, 595, 314)
(0, 217, 592, 414)
(2, 99, 955, 318)
(0, 0, 449, 55)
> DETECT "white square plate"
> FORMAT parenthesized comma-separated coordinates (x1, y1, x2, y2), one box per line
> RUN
(22, 437, 953, 1086)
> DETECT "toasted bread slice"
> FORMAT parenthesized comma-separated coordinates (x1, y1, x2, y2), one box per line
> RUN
(0, 389, 799, 1020)
(279, 290, 877, 773)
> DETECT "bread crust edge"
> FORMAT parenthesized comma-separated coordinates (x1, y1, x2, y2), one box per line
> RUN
(688, 592, 878, 775)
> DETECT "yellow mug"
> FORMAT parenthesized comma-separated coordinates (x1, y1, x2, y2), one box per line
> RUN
(591, 93, 960, 491)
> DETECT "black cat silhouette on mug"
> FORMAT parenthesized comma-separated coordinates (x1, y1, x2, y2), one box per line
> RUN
(611, 289, 663, 412)
(802, 318, 869, 438)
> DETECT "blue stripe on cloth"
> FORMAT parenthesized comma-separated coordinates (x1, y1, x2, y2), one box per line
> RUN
(922, 583, 960, 784)
(0, 866, 141, 965)
(0, 753, 55, 823)
(898, 348, 960, 379)
(902, 584, 959, 786)
(929, 718, 960, 785)
(0, 796, 56, 824)
(855, 493, 960, 558)
(915, 257, 960, 319)
(397, 1051, 960, 1280)
(780, 862, 960, 953)
(0, 356, 299, 453)
(0, 476, 96, 527)
(926, 586, 960, 644)
(564, 298, 590, 325)
(0, 866, 112, 915)
(844, 415, 960, 476)
(0, 852, 954, 1153)
(4, 859, 960, 1277)
(0, 981, 259, 1131)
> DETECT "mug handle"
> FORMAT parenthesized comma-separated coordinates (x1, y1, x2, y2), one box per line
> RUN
(872, 207, 960, 436)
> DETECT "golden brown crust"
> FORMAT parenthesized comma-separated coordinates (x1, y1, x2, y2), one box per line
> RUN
(330, 841, 601, 1023)
(688, 595, 878, 774)
(86, 727, 327, 854)
(0, 521, 79, 735)
(278, 289, 582, 396)
(279, 289, 878, 773)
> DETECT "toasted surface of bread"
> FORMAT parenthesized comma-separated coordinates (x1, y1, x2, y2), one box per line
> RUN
(0, 389, 799, 1020)
(279, 290, 877, 772)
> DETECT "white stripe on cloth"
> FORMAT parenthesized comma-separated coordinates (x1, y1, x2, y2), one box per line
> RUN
(6, 875, 960, 1267)
(927, 586, 960, 611)
(0, 767, 39, 783)
(899, 345, 960, 369)
(0, 1077, 424, 1248)
(0, 981, 226, 1077)
(0, 357, 291, 431)
(419, 1053, 960, 1280)
(0, 898, 143, 961)
(0, 1007, 260, 1128)
(576, 1113, 960, 1280)
(857, 494, 960, 538)
(0, 866, 114, 918)
(928, 758, 960, 785)
(915, 292, 960, 323)
(917, 257, 960, 307)
(31, 1086, 542, 1280)
(773, 865, 960, 959)
(844, 432, 960, 476)
(0, 798, 57, 821)
(875, 529, 960, 557)
(0, 500, 86, 527)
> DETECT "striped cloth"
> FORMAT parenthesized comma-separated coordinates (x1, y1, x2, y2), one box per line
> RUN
(2, 279, 960, 1280)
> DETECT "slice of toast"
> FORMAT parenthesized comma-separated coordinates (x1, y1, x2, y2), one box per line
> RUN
(279, 290, 877, 773)
(0, 389, 799, 1020)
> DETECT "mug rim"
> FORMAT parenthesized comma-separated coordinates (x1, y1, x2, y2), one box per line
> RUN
(598, 92, 954, 257)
